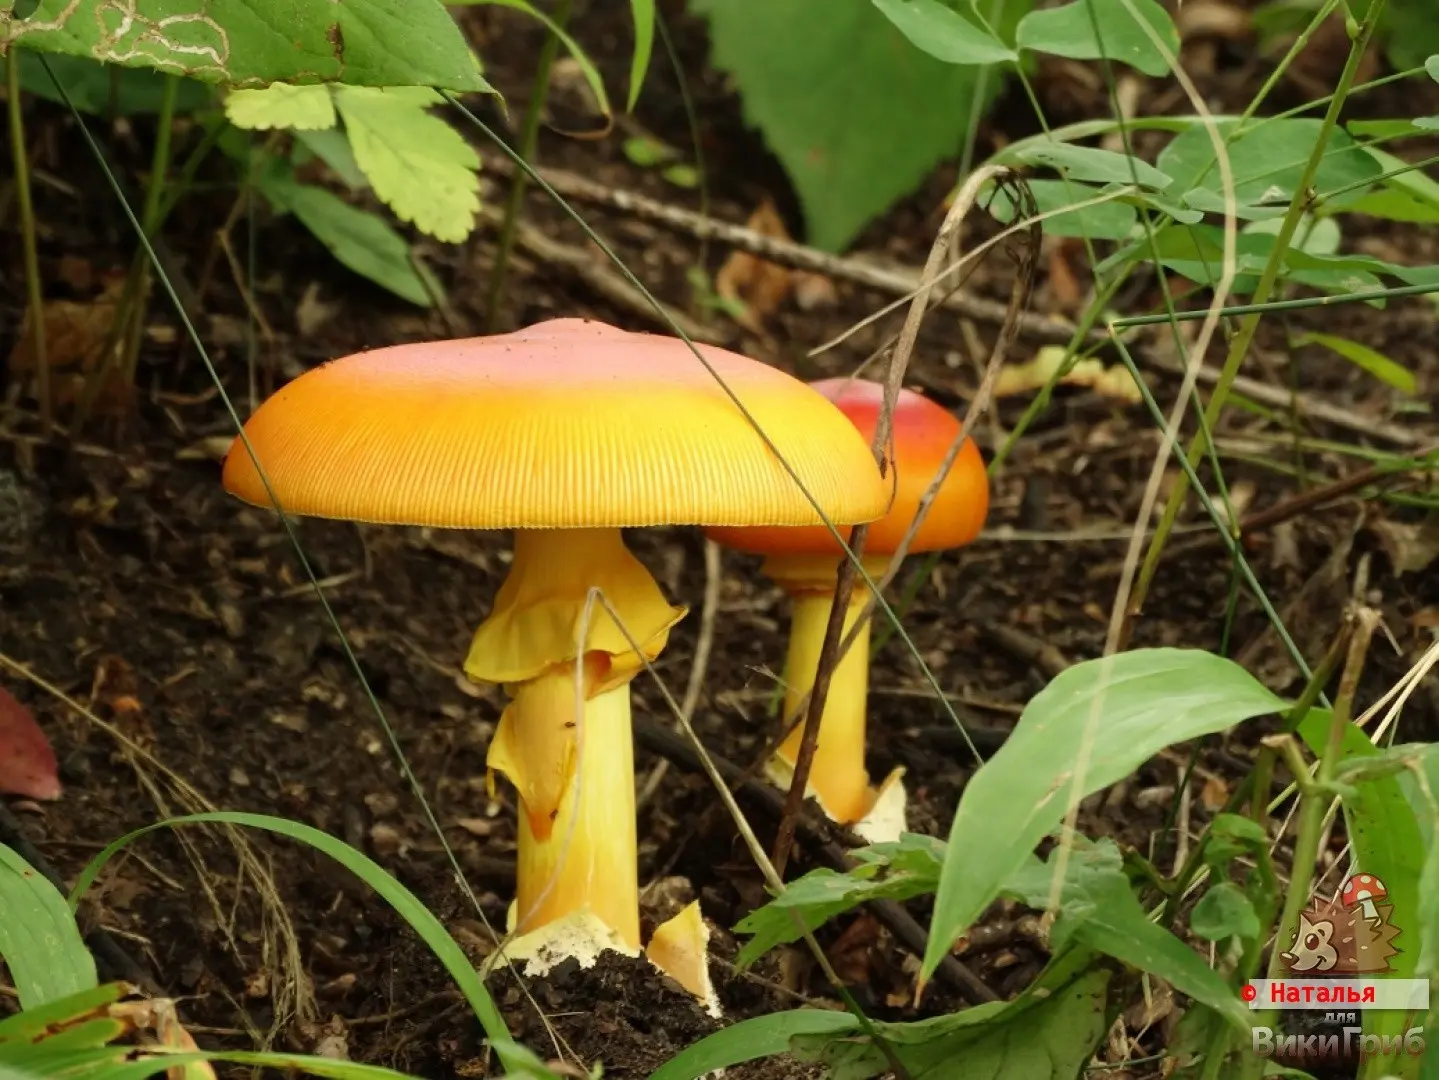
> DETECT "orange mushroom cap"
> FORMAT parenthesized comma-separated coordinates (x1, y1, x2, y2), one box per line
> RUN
(704, 378, 988, 558)
(221, 319, 888, 530)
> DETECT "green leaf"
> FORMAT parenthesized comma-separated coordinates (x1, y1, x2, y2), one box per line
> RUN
(622, 134, 679, 167)
(1191, 882, 1261, 941)
(1365, 148, 1439, 219)
(1348, 119, 1429, 141)
(0, 53, 212, 114)
(1002, 839, 1251, 1029)
(870, 0, 1018, 64)
(67, 812, 549, 1077)
(1427, 55, 1439, 82)
(0, 843, 97, 1009)
(626, 0, 655, 110)
(1295, 720, 1428, 1079)
(225, 83, 336, 131)
(647, 1009, 860, 1080)
(1348, 189, 1439, 224)
(1244, 214, 1340, 257)
(332, 86, 481, 244)
(293, 128, 368, 190)
(1012, 140, 1171, 188)
(6, 0, 488, 91)
(1157, 119, 1381, 215)
(792, 948, 1113, 1078)
(1016, 0, 1180, 77)
(1292, 331, 1416, 393)
(255, 168, 438, 307)
(923, 648, 1284, 984)
(0, 982, 129, 1074)
(733, 834, 945, 967)
(690, 0, 1023, 252)
(987, 178, 1137, 239)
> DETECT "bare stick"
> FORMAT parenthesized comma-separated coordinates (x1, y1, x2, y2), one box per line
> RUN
(482, 155, 1069, 341)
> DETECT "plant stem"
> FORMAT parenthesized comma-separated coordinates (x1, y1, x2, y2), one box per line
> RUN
(483, 0, 574, 331)
(8, 49, 51, 430)
(1126, 0, 1387, 625)
(121, 72, 181, 387)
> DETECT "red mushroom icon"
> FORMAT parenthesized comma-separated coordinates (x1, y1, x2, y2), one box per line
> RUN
(1341, 874, 1388, 921)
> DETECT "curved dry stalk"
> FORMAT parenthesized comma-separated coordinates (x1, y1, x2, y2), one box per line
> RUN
(759, 170, 1040, 793)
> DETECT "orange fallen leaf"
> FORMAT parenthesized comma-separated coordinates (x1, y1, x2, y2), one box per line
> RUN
(715, 200, 799, 332)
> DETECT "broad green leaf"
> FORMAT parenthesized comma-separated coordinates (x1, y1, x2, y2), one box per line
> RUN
(1244, 214, 1340, 257)
(733, 835, 945, 967)
(1002, 838, 1251, 1029)
(1348, 119, 1430, 141)
(1016, 0, 1179, 77)
(1427, 55, 1439, 82)
(1292, 331, 1416, 393)
(5, 0, 487, 91)
(1095, 225, 1273, 292)
(690, 0, 1025, 251)
(1365, 148, 1439, 218)
(647, 1009, 860, 1080)
(1012, 140, 1171, 188)
(1191, 882, 1261, 941)
(293, 129, 368, 190)
(0, 842, 97, 1009)
(257, 172, 437, 306)
(987, 178, 1137, 239)
(450, 0, 611, 120)
(0, 53, 212, 114)
(626, 0, 655, 110)
(792, 948, 1112, 1078)
(67, 812, 549, 1077)
(333, 85, 481, 244)
(923, 648, 1285, 984)
(225, 83, 336, 131)
(871, 0, 1018, 64)
(1158, 119, 1381, 214)
(1297, 718, 1427, 1076)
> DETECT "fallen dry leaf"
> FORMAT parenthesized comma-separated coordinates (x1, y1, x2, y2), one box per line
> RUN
(1046, 238, 1085, 310)
(1369, 515, 1439, 576)
(8, 275, 131, 414)
(715, 199, 800, 332)
(994, 346, 1143, 404)
(0, 683, 62, 801)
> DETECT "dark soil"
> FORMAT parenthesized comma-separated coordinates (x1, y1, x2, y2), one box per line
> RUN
(3, 2, 1439, 1078)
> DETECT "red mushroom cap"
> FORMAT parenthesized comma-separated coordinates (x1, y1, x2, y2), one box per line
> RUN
(1341, 873, 1387, 908)
(705, 378, 989, 558)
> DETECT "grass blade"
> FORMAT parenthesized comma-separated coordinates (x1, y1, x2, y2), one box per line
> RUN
(65, 812, 549, 1077)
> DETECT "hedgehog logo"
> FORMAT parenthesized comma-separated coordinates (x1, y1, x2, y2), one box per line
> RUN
(1279, 874, 1401, 976)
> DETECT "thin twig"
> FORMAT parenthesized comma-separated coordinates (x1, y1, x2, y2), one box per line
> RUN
(481, 155, 1068, 340)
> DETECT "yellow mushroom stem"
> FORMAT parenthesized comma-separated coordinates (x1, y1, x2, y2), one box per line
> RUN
(766, 553, 899, 830)
(494, 661, 640, 945)
(465, 527, 686, 957)
(774, 589, 876, 824)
